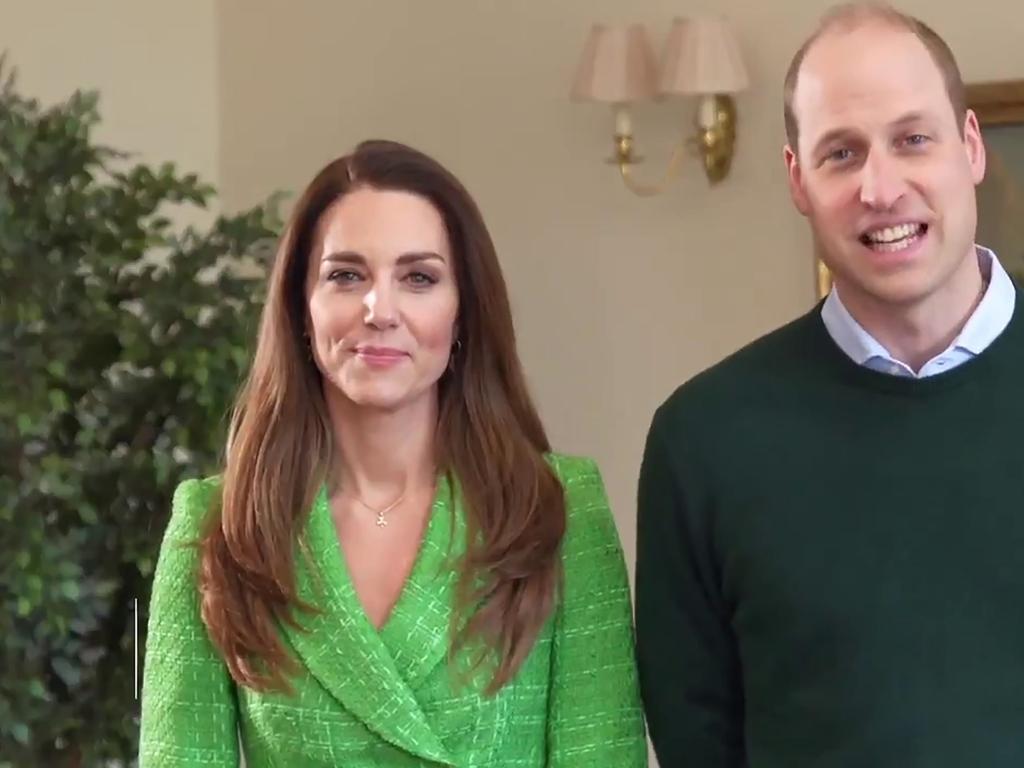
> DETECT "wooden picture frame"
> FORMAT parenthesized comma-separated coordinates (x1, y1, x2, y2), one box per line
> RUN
(969, 79, 1024, 281)
(966, 79, 1024, 126)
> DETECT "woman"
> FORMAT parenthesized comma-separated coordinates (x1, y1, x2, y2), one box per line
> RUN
(140, 140, 646, 767)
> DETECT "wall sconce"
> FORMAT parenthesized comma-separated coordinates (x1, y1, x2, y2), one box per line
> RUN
(571, 17, 749, 195)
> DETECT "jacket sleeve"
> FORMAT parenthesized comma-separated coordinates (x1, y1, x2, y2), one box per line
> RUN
(139, 478, 240, 767)
(546, 455, 648, 767)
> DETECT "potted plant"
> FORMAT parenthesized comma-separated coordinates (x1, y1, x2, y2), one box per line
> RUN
(0, 60, 281, 766)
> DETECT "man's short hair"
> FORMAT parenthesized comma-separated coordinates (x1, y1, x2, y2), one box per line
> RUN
(783, 2, 966, 152)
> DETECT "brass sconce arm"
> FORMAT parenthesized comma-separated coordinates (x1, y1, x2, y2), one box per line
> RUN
(571, 18, 748, 196)
(613, 134, 693, 197)
(611, 93, 739, 195)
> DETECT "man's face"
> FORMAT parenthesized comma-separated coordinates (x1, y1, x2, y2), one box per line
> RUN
(785, 22, 985, 315)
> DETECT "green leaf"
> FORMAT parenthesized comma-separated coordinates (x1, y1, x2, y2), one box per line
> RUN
(16, 413, 33, 435)
(78, 503, 98, 525)
(11, 722, 30, 745)
(51, 657, 81, 688)
(94, 579, 119, 597)
(61, 581, 80, 600)
(48, 389, 70, 412)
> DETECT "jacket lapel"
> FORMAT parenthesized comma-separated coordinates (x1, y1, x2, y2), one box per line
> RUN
(379, 476, 464, 691)
(281, 487, 454, 766)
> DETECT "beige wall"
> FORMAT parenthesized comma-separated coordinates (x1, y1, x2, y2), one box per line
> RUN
(6, 0, 1015, 574)
(216, 0, 1022, 579)
(7, 0, 1016, 575)
(2, 0, 219, 208)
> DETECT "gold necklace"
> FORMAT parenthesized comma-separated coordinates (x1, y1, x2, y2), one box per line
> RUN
(352, 492, 406, 528)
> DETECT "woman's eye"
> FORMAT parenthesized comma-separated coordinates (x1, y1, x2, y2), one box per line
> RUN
(405, 271, 438, 286)
(328, 269, 362, 283)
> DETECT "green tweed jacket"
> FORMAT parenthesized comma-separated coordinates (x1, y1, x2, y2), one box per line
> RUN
(139, 454, 647, 767)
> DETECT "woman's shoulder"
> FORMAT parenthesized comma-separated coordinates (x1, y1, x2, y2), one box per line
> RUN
(146, 476, 222, 627)
(164, 475, 222, 544)
(544, 451, 617, 532)
(544, 451, 602, 487)
(544, 452, 629, 587)
(174, 474, 222, 505)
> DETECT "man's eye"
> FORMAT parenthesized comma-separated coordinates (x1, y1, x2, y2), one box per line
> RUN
(827, 147, 854, 163)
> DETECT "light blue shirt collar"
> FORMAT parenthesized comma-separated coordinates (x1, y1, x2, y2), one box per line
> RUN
(820, 246, 1016, 378)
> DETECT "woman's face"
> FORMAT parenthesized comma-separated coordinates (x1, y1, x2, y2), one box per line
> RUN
(305, 187, 460, 412)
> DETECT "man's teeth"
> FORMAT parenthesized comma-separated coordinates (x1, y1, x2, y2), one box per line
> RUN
(872, 238, 916, 253)
(865, 223, 922, 244)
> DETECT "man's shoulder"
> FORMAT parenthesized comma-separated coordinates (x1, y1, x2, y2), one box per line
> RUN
(656, 309, 821, 425)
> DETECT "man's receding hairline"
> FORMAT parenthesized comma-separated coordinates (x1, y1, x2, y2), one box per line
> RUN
(787, 14, 955, 153)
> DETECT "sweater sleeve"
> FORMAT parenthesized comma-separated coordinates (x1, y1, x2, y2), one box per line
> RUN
(546, 455, 648, 767)
(139, 478, 240, 767)
(635, 410, 745, 767)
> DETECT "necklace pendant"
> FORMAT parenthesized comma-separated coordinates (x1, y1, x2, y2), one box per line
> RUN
(376, 512, 388, 528)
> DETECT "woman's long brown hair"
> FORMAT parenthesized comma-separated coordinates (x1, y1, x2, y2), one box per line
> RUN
(199, 140, 566, 694)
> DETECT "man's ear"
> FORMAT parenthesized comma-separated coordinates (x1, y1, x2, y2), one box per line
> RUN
(962, 108, 987, 186)
(784, 144, 811, 217)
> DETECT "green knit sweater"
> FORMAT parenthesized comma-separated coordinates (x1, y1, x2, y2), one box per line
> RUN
(636, 301, 1024, 767)
(140, 453, 647, 767)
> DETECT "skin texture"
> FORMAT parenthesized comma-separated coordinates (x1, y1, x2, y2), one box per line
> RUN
(785, 20, 987, 371)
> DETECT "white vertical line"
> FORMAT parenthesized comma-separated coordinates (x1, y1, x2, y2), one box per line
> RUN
(134, 598, 139, 700)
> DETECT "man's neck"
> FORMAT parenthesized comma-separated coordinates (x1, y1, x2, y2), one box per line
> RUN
(836, 248, 986, 373)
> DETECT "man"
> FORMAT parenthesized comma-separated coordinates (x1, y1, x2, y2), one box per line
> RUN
(636, 4, 1024, 766)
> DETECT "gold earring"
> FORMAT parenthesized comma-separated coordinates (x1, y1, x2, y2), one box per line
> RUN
(448, 339, 462, 372)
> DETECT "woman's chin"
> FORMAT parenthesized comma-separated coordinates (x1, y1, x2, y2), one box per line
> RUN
(335, 383, 432, 413)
